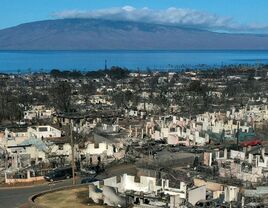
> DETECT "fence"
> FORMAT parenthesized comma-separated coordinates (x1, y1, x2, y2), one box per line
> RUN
(4, 169, 48, 184)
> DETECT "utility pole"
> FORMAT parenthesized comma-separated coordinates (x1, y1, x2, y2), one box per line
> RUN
(105, 59, 107, 70)
(4, 149, 8, 170)
(236, 122, 240, 150)
(70, 122, 75, 185)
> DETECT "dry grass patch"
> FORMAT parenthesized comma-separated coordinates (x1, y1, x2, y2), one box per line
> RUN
(35, 186, 109, 208)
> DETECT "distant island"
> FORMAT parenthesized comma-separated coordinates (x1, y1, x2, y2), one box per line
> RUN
(0, 18, 268, 50)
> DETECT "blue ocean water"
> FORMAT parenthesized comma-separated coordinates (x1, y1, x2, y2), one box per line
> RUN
(0, 50, 268, 73)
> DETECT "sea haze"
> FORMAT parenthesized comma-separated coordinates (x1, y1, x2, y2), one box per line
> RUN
(0, 50, 268, 73)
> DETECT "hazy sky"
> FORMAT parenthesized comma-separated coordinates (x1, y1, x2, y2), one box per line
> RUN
(1, 0, 268, 32)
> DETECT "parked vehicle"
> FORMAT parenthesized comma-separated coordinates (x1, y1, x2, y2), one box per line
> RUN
(44, 167, 73, 182)
(240, 137, 262, 147)
(80, 165, 104, 176)
(195, 200, 218, 208)
(80, 167, 97, 176)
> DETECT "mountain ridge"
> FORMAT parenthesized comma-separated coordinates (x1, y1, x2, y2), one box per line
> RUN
(0, 18, 268, 50)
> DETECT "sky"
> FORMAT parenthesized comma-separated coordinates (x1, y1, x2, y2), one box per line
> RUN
(1, 0, 268, 33)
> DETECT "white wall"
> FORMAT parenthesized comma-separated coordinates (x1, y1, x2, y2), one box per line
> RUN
(84, 143, 114, 156)
(188, 186, 206, 206)
(28, 126, 61, 139)
(25, 146, 45, 160)
(224, 186, 239, 202)
(118, 174, 157, 194)
(50, 143, 72, 158)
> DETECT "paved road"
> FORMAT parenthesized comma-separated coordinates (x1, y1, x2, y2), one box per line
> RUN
(0, 179, 74, 208)
(0, 168, 119, 208)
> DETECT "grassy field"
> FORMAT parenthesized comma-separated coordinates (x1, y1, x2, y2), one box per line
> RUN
(35, 186, 109, 208)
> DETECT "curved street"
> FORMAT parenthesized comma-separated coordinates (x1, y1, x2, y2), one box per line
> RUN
(0, 179, 73, 208)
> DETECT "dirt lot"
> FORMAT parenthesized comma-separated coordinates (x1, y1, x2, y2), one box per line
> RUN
(104, 163, 137, 177)
(35, 186, 110, 208)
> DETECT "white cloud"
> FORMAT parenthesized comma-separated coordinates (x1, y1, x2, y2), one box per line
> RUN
(53, 6, 268, 33)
